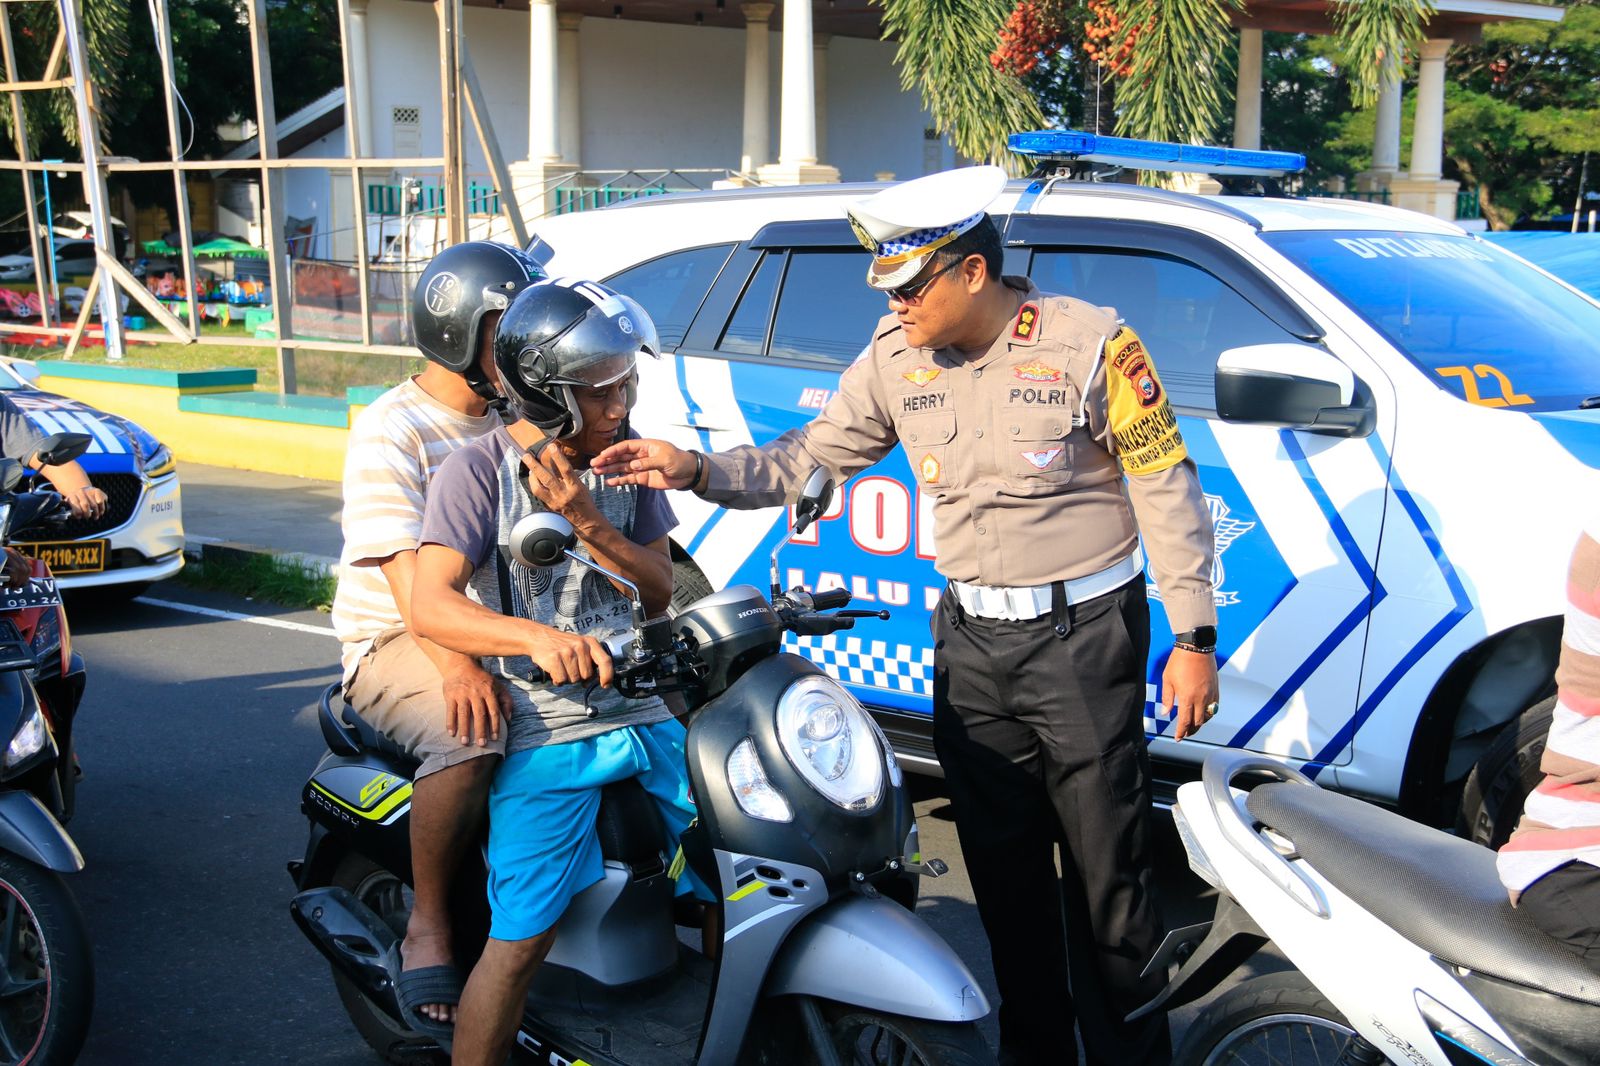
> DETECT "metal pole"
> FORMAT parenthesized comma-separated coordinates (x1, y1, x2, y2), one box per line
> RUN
(437, 0, 466, 245)
(57, 0, 125, 358)
(335, 0, 374, 347)
(245, 0, 296, 394)
(152, 0, 199, 339)
(1573, 152, 1589, 236)
(461, 47, 528, 247)
(39, 168, 57, 314)
(0, 13, 51, 331)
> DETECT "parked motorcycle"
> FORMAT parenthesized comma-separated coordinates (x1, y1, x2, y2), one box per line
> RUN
(0, 431, 97, 1066)
(289, 470, 993, 1065)
(1135, 748, 1600, 1065)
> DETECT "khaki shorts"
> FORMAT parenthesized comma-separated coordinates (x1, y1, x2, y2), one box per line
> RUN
(345, 628, 506, 780)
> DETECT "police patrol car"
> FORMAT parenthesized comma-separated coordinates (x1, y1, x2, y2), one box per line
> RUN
(0, 359, 183, 595)
(525, 131, 1600, 842)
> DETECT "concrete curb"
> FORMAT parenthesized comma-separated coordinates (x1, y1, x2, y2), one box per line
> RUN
(183, 536, 340, 576)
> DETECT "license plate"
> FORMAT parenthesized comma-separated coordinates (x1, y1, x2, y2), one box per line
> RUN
(17, 539, 106, 575)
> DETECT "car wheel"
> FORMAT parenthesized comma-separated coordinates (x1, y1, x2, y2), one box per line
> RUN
(1458, 695, 1555, 849)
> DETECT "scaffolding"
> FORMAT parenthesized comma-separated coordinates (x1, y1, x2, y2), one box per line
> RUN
(0, 0, 527, 394)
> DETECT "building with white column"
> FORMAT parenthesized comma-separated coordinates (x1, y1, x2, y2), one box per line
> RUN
(1230, 0, 1564, 220)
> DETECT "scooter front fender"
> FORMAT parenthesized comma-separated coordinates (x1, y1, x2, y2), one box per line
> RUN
(764, 894, 989, 1022)
(0, 791, 82, 873)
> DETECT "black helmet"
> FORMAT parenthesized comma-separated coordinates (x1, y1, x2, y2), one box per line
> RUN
(411, 241, 545, 384)
(492, 278, 660, 437)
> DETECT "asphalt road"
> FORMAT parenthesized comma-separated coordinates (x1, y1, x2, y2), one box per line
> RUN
(59, 585, 1269, 1065)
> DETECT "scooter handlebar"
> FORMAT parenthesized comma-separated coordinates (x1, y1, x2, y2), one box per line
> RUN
(811, 588, 852, 611)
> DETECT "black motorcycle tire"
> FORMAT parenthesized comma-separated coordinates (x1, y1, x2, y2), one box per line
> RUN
(0, 853, 92, 1066)
(1174, 971, 1366, 1066)
(329, 853, 445, 1066)
(824, 1004, 992, 1066)
(670, 558, 713, 616)
(1458, 695, 1555, 848)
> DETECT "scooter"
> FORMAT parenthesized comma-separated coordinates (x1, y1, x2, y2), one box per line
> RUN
(1135, 748, 1600, 1065)
(0, 431, 97, 1066)
(289, 470, 993, 1065)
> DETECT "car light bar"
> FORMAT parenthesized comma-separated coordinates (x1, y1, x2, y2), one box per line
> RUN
(1009, 129, 1305, 177)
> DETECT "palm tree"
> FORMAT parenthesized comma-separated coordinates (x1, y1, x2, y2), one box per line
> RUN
(0, 0, 130, 153)
(876, 0, 1435, 160)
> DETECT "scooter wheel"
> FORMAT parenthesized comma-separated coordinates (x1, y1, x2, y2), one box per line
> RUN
(823, 1005, 992, 1066)
(1174, 971, 1369, 1066)
(0, 853, 92, 1066)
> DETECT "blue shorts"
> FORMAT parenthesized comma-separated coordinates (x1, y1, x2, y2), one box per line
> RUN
(485, 717, 711, 941)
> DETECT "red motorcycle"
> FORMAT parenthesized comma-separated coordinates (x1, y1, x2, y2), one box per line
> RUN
(0, 432, 96, 1065)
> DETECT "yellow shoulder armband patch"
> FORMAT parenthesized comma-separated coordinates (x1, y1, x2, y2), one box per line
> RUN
(1104, 326, 1187, 476)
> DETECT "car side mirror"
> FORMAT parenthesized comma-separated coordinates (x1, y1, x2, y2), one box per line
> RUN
(1215, 344, 1374, 438)
(0, 459, 21, 494)
(31, 431, 92, 467)
(508, 513, 577, 569)
(792, 468, 836, 537)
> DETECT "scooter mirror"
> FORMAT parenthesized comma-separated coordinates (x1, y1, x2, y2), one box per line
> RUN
(792, 468, 835, 537)
(0, 459, 20, 494)
(31, 432, 92, 468)
(509, 513, 578, 569)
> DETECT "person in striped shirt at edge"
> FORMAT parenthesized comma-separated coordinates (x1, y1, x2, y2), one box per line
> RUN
(331, 241, 545, 1038)
(1498, 518, 1600, 971)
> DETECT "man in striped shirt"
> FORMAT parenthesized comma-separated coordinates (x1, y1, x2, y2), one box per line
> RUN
(1498, 518, 1600, 970)
(331, 241, 544, 1032)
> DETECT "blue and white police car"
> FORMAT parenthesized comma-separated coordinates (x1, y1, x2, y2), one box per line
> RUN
(0, 359, 183, 595)
(525, 132, 1600, 842)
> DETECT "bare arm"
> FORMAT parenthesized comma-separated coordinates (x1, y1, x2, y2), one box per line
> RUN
(411, 542, 614, 687)
(33, 459, 106, 520)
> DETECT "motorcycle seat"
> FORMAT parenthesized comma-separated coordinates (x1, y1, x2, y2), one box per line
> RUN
(1246, 781, 1600, 1006)
(316, 682, 420, 770)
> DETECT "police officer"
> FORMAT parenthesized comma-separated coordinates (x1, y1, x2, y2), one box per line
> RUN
(592, 165, 1220, 1065)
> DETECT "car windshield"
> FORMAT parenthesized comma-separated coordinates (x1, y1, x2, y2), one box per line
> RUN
(1263, 230, 1600, 411)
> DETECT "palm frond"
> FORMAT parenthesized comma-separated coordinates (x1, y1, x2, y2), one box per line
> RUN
(874, 0, 1047, 168)
(1107, 0, 1242, 145)
(1334, 0, 1433, 109)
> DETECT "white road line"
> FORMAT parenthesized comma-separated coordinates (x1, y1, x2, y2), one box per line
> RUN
(135, 596, 335, 637)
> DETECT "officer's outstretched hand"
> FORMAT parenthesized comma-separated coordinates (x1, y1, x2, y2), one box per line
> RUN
(592, 438, 698, 491)
(1161, 647, 1220, 742)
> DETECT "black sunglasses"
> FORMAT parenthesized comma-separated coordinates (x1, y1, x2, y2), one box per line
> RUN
(887, 258, 963, 303)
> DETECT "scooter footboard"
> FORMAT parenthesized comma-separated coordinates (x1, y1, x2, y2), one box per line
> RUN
(764, 895, 989, 1022)
(290, 885, 401, 1017)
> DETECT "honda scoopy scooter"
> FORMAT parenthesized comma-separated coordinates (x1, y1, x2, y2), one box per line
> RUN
(0, 431, 97, 1066)
(290, 471, 993, 1065)
(1135, 749, 1600, 1065)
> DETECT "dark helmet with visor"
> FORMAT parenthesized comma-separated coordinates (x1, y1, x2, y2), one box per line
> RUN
(490, 278, 659, 438)
(411, 241, 545, 400)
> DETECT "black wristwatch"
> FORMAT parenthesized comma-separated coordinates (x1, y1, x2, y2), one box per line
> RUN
(1173, 626, 1217, 654)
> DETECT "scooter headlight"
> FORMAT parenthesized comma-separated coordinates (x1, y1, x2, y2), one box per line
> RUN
(2, 705, 49, 774)
(727, 737, 793, 822)
(776, 675, 884, 811)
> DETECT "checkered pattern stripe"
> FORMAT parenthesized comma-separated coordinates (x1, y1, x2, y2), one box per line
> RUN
(875, 212, 983, 258)
(784, 634, 936, 695)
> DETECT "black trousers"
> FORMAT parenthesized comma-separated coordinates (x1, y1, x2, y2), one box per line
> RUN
(1521, 860, 1600, 971)
(932, 578, 1170, 1066)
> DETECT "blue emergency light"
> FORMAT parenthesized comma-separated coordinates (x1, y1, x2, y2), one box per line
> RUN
(1009, 130, 1305, 177)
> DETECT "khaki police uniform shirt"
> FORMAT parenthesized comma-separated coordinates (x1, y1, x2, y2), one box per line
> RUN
(699, 277, 1218, 634)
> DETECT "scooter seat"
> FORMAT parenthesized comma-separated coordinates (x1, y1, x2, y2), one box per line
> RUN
(316, 682, 419, 770)
(1246, 781, 1600, 1006)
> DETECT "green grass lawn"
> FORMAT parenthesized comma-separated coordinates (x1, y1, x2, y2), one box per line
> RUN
(8, 322, 423, 398)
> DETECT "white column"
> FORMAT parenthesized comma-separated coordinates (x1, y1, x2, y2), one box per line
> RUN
(558, 13, 583, 167)
(776, 0, 816, 166)
(348, 0, 373, 156)
(1372, 54, 1402, 176)
(813, 33, 830, 162)
(1233, 28, 1262, 150)
(739, 2, 773, 174)
(1409, 38, 1451, 181)
(527, 0, 560, 162)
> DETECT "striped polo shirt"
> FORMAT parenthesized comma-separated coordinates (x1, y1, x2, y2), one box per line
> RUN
(332, 378, 500, 683)
(1499, 519, 1600, 901)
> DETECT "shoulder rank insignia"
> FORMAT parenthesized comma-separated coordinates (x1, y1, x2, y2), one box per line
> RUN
(902, 365, 942, 388)
(1012, 302, 1040, 340)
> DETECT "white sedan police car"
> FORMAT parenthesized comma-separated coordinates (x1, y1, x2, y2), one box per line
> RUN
(523, 132, 1600, 844)
(0, 360, 183, 594)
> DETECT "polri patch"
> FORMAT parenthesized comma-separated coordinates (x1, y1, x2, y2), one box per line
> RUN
(903, 365, 942, 388)
(1020, 447, 1063, 470)
(1012, 302, 1040, 340)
